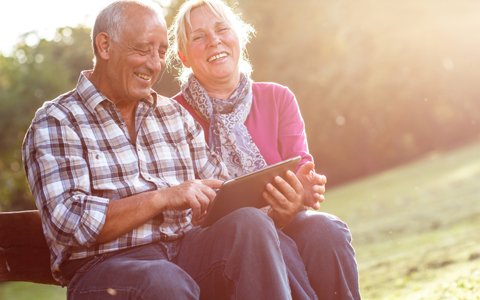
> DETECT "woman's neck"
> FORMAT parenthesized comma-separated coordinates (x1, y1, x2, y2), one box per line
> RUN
(198, 74, 240, 100)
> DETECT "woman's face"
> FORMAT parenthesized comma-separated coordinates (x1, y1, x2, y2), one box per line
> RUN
(180, 5, 241, 87)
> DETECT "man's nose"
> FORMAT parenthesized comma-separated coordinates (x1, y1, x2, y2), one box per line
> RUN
(147, 52, 164, 72)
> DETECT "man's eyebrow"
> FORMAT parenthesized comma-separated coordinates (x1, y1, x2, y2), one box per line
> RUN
(131, 41, 149, 48)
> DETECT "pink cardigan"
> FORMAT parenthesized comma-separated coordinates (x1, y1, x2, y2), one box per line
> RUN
(173, 82, 313, 168)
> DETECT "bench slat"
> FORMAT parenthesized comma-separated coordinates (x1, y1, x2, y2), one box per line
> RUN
(0, 210, 59, 285)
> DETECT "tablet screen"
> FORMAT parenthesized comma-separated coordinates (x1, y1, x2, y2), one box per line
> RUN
(201, 156, 301, 227)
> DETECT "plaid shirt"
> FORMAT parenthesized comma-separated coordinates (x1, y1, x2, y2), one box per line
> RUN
(22, 71, 228, 282)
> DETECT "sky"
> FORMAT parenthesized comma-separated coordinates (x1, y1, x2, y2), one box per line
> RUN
(0, 0, 117, 55)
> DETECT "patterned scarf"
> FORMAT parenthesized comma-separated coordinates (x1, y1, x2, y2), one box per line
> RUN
(182, 74, 267, 177)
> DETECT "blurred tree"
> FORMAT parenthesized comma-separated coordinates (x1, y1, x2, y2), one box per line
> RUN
(0, 27, 93, 210)
(238, 0, 480, 184)
(2, 0, 480, 210)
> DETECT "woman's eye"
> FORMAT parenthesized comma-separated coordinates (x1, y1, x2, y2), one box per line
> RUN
(192, 35, 204, 41)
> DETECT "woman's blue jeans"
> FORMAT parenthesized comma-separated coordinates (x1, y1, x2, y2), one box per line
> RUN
(283, 210, 361, 300)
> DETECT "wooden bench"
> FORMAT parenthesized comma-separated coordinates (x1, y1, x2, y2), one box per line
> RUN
(0, 210, 59, 285)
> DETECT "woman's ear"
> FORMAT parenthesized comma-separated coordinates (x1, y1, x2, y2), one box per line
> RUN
(95, 32, 111, 60)
(178, 51, 190, 68)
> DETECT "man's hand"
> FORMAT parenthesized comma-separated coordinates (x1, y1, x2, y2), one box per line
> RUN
(262, 170, 304, 228)
(160, 179, 223, 223)
(296, 162, 327, 210)
(97, 179, 223, 243)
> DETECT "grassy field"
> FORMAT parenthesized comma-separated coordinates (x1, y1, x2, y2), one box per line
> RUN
(322, 141, 480, 299)
(1, 142, 479, 299)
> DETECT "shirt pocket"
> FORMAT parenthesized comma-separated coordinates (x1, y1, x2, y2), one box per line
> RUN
(153, 139, 194, 180)
(87, 150, 118, 192)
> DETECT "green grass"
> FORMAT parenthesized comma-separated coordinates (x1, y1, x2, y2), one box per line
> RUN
(0, 282, 65, 300)
(322, 141, 480, 299)
(2, 142, 480, 299)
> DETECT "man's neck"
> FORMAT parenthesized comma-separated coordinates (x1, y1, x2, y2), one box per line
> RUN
(88, 69, 139, 142)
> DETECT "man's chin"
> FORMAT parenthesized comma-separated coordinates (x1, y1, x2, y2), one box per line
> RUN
(132, 89, 153, 101)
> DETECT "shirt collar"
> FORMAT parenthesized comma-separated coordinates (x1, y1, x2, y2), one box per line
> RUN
(76, 70, 157, 114)
(76, 70, 108, 115)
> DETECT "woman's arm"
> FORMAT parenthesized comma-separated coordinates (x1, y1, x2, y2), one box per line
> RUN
(275, 85, 327, 208)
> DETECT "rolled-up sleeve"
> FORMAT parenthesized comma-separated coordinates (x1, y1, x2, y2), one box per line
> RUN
(23, 107, 109, 248)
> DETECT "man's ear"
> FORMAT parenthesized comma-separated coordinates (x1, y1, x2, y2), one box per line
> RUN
(95, 32, 111, 60)
(178, 51, 190, 68)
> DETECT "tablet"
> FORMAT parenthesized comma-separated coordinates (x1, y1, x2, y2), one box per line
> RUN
(201, 156, 301, 227)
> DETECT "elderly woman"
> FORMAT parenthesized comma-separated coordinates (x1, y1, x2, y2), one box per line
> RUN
(168, 0, 360, 299)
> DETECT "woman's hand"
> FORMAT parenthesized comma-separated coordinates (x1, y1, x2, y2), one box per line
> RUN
(262, 170, 304, 228)
(296, 162, 327, 209)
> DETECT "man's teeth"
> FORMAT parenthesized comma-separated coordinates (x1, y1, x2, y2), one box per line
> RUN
(207, 52, 228, 62)
(135, 73, 151, 81)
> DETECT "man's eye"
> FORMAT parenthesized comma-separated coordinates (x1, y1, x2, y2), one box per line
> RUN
(135, 48, 150, 55)
(158, 50, 166, 59)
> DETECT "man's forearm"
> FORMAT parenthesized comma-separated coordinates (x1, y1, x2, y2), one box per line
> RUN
(96, 190, 164, 243)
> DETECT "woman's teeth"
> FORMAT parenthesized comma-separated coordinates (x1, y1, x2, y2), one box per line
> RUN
(207, 52, 228, 62)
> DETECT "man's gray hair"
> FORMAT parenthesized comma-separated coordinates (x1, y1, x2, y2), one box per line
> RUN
(92, 0, 165, 59)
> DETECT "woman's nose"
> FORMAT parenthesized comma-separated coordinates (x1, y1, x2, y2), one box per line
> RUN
(208, 33, 221, 46)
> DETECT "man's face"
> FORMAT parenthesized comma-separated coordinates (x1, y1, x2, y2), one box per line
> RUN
(104, 9, 168, 104)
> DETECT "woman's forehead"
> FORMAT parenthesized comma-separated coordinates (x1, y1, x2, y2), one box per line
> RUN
(187, 5, 227, 29)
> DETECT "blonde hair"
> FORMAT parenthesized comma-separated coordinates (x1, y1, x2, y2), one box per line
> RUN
(167, 0, 255, 84)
